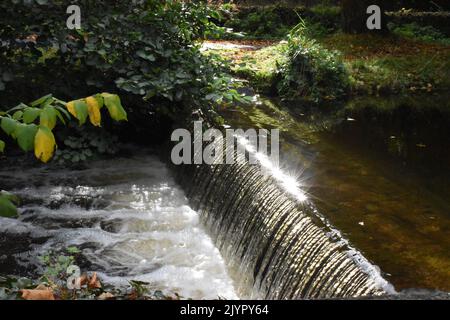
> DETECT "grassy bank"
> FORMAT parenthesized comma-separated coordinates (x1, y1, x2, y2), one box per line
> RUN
(205, 5, 450, 102)
(320, 33, 450, 96)
(203, 33, 450, 100)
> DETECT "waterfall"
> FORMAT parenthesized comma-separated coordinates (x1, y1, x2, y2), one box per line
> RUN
(174, 131, 395, 299)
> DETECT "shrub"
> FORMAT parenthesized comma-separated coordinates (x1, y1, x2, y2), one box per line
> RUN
(277, 22, 349, 102)
(390, 22, 450, 45)
(223, 5, 298, 38)
(0, 0, 244, 124)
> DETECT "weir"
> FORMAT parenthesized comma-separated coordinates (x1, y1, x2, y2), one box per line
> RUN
(175, 132, 395, 299)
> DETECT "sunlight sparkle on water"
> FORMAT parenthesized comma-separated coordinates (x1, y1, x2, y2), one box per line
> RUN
(237, 136, 308, 202)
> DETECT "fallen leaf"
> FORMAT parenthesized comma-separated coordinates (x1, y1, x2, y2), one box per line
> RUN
(78, 274, 88, 286)
(98, 292, 114, 300)
(88, 272, 102, 289)
(20, 288, 55, 300)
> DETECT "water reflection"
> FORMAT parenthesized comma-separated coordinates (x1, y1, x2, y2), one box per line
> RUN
(220, 94, 450, 292)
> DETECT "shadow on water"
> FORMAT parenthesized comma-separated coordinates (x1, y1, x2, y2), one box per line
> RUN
(219, 93, 450, 292)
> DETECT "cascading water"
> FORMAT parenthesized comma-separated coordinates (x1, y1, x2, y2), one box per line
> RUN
(175, 133, 395, 299)
(0, 154, 237, 299)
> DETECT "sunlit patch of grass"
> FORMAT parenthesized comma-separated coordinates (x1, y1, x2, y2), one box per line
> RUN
(201, 40, 287, 93)
(232, 43, 287, 92)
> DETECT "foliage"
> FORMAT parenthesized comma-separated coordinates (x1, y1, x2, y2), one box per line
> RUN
(39, 247, 81, 287)
(53, 125, 120, 165)
(278, 21, 349, 102)
(0, 0, 247, 123)
(308, 4, 341, 32)
(319, 33, 450, 95)
(0, 191, 19, 218)
(220, 4, 340, 40)
(390, 23, 450, 45)
(223, 6, 294, 39)
(203, 41, 288, 94)
(0, 93, 127, 163)
(0, 247, 182, 300)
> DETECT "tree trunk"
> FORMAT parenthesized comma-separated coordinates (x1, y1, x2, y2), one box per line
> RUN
(341, 0, 388, 34)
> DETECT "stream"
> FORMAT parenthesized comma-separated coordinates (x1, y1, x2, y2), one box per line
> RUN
(219, 94, 450, 293)
(0, 154, 237, 299)
(1, 93, 449, 298)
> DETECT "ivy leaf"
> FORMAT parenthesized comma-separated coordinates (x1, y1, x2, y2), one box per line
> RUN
(34, 126, 56, 163)
(15, 123, 38, 152)
(0, 117, 18, 136)
(40, 106, 57, 129)
(102, 93, 128, 121)
(23, 107, 41, 124)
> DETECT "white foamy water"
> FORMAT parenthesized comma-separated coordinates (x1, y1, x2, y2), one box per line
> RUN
(0, 154, 237, 299)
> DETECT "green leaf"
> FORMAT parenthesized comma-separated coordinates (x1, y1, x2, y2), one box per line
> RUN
(54, 109, 66, 125)
(12, 110, 23, 120)
(136, 50, 156, 61)
(93, 94, 104, 109)
(74, 100, 88, 125)
(0, 117, 18, 136)
(15, 123, 38, 152)
(0, 140, 5, 153)
(55, 106, 71, 120)
(66, 247, 80, 254)
(0, 191, 19, 204)
(0, 197, 17, 218)
(30, 94, 52, 107)
(23, 107, 41, 124)
(40, 106, 57, 129)
(102, 93, 128, 121)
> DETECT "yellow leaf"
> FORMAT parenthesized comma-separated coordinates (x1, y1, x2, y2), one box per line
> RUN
(86, 96, 102, 127)
(34, 126, 56, 163)
(66, 101, 77, 118)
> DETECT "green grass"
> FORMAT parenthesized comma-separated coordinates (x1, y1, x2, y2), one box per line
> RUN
(232, 44, 287, 92)
(205, 12, 450, 99)
(202, 41, 287, 93)
(320, 33, 450, 95)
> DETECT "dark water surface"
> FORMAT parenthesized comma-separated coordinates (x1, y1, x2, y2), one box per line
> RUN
(219, 94, 450, 292)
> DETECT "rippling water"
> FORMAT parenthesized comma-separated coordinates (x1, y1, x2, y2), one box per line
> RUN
(0, 154, 237, 299)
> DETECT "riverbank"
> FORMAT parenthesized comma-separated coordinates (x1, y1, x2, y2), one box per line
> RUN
(203, 34, 450, 98)
(207, 3, 450, 100)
